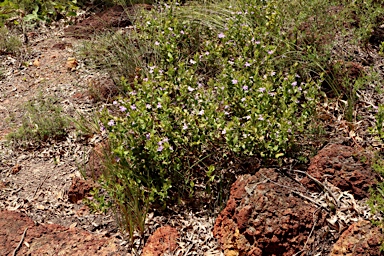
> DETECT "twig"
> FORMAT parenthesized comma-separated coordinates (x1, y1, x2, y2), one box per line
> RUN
(292, 191, 329, 212)
(260, 173, 329, 211)
(13, 227, 28, 256)
(32, 174, 50, 199)
(293, 170, 340, 208)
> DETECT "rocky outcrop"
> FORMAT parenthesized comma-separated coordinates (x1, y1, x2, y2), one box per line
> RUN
(67, 176, 95, 204)
(331, 220, 382, 255)
(214, 145, 383, 255)
(213, 168, 328, 256)
(142, 226, 179, 256)
(0, 210, 122, 255)
(301, 144, 379, 199)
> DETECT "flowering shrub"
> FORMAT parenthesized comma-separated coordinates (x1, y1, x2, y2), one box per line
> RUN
(98, 0, 322, 211)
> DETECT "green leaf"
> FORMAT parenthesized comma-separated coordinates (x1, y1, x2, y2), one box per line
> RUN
(275, 153, 284, 158)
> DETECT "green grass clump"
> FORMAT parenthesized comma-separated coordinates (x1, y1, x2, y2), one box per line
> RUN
(0, 26, 22, 54)
(7, 95, 69, 147)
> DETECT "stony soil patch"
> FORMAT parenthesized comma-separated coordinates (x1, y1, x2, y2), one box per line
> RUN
(0, 210, 123, 256)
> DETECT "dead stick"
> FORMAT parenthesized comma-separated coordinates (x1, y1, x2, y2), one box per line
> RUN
(32, 174, 50, 199)
(13, 227, 28, 256)
(292, 191, 329, 211)
(293, 170, 340, 208)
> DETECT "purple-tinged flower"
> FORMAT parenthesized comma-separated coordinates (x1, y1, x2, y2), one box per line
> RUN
(130, 104, 137, 110)
(162, 137, 169, 143)
(169, 146, 173, 151)
(120, 106, 127, 112)
(222, 129, 226, 135)
(180, 30, 185, 34)
(168, 27, 173, 31)
(100, 125, 105, 132)
(245, 115, 251, 120)
(268, 92, 276, 96)
(155, 41, 160, 46)
(146, 133, 151, 140)
(146, 104, 151, 109)
(197, 83, 203, 88)
(113, 101, 118, 105)
(267, 50, 274, 55)
(292, 81, 297, 86)
(258, 115, 264, 121)
(224, 111, 230, 115)
(288, 128, 292, 133)
(241, 98, 246, 102)
(108, 120, 115, 126)
(205, 51, 209, 56)
(143, 78, 148, 82)
(115, 157, 120, 162)
(157, 145, 164, 152)
(271, 71, 276, 76)
(228, 60, 234, 65)
(258, 87, 266, 92)
(218, 33, 225, 38)
(198, 110, 204, 115)
(188, 86, 194, 92)
(224, 105, 229, 109)
(190, 59, 196, 64)
(245, 62, 251, 67)
(295, 74, 301, 78)
(182, 124, 188, 130)
(255, 41, 261, 45)
(298, 86, 302, 91)
(157, 102, 162, 109)
(242, 85, 249, 91)
(232, 79, 238, 85)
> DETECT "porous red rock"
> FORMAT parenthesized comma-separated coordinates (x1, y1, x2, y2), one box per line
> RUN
(142, 226, 179, 256)
(330, 220, 383, 255)
(213, 168, 327, 256)
(301, 144, 379, 199)
(67, 177, 95, 203)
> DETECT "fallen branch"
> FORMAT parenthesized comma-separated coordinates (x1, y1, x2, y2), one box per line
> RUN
(32, 174, 50, 199)
(13, 227, 28, 256)
(293, 170, 340, 208)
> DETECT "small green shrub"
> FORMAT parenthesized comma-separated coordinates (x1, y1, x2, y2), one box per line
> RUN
(7, 94, 69, 146)
(0, 0, 80, 25)
(368, 158, 384, 251)
(92, 0, 322, 238)
(83, 0, 384, 241)
(0, 26, 22, 54)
